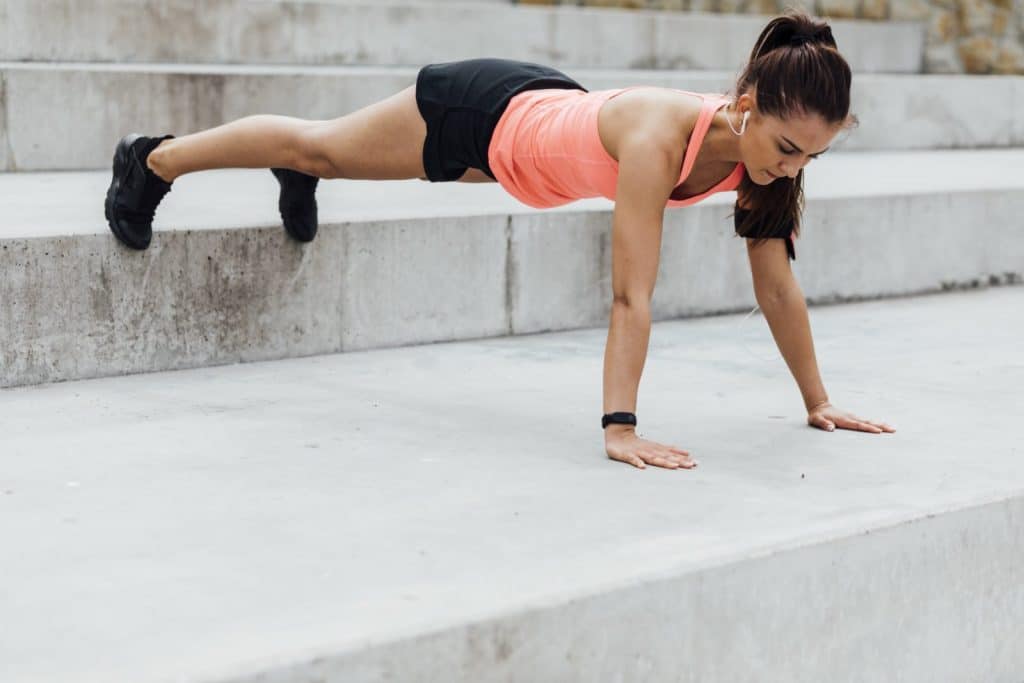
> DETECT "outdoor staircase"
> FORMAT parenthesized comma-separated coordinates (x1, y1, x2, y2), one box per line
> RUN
(0, 1, 1021, 681)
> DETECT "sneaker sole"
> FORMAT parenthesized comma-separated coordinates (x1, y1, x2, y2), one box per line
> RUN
(104, 133, 150, 250)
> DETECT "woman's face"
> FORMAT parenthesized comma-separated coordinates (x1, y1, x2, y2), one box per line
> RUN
(737, 93, 844, 186)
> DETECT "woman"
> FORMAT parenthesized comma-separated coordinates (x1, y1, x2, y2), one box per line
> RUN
(104, 11, 895, 470)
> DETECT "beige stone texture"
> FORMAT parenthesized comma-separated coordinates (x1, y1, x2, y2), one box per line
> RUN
(862, 0, 890, 20)
(994, 40, 1024, 72)
(689, 0, 721, 11)
(890, 0, 932, 20)
(992, 8, 1011, 34)
(929, 9, 960, 42)
(818, 0, 860, 19)
(957, 0, 994, 34)
(650, 0, 688, 9)
(959, 34, 997, 71)
(558, 0, 1024, 81)
(745, 0, 781, 13)
(925, 42, 964, 71)
(780, 0, 815, 12)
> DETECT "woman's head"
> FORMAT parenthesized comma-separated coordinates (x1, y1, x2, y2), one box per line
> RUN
(731, 12, 855, 245)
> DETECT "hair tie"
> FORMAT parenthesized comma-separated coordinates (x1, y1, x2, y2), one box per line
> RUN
(789, 32, 813, 47)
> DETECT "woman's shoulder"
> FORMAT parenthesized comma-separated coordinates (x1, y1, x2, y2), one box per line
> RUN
(597, 87, 711, 163)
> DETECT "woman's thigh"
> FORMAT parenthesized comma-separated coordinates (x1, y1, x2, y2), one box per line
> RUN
(303, 85, 427, 180)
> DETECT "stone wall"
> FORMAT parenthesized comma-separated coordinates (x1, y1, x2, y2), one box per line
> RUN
(518, 0, 1024, 74)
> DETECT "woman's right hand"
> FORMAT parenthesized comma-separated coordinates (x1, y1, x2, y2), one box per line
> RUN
(604, 425, 697, 470)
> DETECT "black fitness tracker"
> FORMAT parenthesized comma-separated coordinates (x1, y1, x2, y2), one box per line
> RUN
(602, 412, 637, 429)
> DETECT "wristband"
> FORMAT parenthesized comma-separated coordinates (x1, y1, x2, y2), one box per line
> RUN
(602, 412, 637, 429)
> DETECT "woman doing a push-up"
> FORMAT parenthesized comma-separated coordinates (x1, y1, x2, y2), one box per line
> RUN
(104, 11, 896, 470)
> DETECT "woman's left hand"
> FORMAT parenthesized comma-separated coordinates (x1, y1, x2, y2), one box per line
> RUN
(807, 402, 895, 434)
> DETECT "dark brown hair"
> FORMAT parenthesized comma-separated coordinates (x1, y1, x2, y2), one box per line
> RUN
(733, 11, 855, 246)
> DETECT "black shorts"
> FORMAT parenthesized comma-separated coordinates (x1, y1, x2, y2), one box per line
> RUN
(415, 58, 587, 182)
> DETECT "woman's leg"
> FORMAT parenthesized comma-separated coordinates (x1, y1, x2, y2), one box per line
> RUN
(147, 85, 428, 182)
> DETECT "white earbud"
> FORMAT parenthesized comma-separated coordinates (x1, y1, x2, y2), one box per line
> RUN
(727, 106, 750, 136)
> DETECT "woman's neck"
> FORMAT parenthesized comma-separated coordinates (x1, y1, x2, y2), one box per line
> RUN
(702, 102, 744, 165)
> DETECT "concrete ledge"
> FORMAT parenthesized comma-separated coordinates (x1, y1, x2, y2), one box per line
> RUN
(0, 149, 1021, 388)
(0, 64, 1019, 171)
(1, 287, 1022, 682)
(0, 0, 923, 72)
(246, 495, 1024, 683)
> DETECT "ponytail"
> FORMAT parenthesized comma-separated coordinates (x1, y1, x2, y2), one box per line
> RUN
(732, 11, 854, 258)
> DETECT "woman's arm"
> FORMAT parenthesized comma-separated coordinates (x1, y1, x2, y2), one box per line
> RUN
(746, 238, 828, 410)
(602, 128, 699, 469)
(747, 238, 895, 433)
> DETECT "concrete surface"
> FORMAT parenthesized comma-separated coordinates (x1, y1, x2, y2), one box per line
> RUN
(0, 0, 923, 72)
(1, 286, 1022, 682)
(0, 149, 1022, 388)
(2, 64, 1019, 171)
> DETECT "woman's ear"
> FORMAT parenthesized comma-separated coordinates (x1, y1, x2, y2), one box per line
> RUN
(738, 91, 758, 120)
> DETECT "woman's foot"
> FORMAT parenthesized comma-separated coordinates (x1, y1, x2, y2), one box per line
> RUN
(271, 168, 320, 242)
(104, 134, 175, 250)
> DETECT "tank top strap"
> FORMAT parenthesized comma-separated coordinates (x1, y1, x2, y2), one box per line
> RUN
(677, 95, 731, 183)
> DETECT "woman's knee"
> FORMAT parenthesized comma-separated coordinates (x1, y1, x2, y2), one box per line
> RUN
(291, 123, 343, 179)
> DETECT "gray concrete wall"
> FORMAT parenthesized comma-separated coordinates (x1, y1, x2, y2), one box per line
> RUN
(0, 0, 923, 72)
(1, 65, 1020, 171)
(236, 494, 1024, 682)
(2, 185, 1021, 388)
(3, 286, 1021, 683)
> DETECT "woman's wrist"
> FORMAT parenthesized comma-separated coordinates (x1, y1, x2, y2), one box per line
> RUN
(806, 397, 831, 412)
(604, 423, 637, 439)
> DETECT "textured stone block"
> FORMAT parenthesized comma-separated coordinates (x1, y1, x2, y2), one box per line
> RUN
(845, 75, 1019, 149)
(782, 0, 816, 13)
(925, 42, 963, 71)
(0, 73, 9, 172)
(956, 0, 995, 34)
(995, 40, 1024, 73)
(688, 0, 722, 11)
(1, 0, 927, 73)
(744, 0, 781, 14)
(8, 67, 1020, 172)
(992, 7, 1011, 35)
(890, 0, 931, 20)
(861, 0, 889, 20)
(649, 0, 688, 9)
(339, 216, 510, 351)
(0, 228, 347, 388)
(796, 191, 1024, 302)
(508, 212, 611, 335)
(0, 66, 416, 171)
(818, 0, 860, 19)
(651, 204, 754, 320)
(929, 9, 959, 43)
(959, 35, 997, 72)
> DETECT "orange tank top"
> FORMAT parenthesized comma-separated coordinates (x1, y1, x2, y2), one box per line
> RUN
(487, 86, 746, 209)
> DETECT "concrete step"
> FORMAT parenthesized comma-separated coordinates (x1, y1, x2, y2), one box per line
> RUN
(1, 63, 1020, 171)
(1, 148, 1022, 389)
(0, 0, 923, 72)
(1, 286, 1022, 682)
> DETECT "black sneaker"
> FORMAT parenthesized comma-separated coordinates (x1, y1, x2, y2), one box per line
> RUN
(271, 167, 320, 242)
(104, 134, 175, 250)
